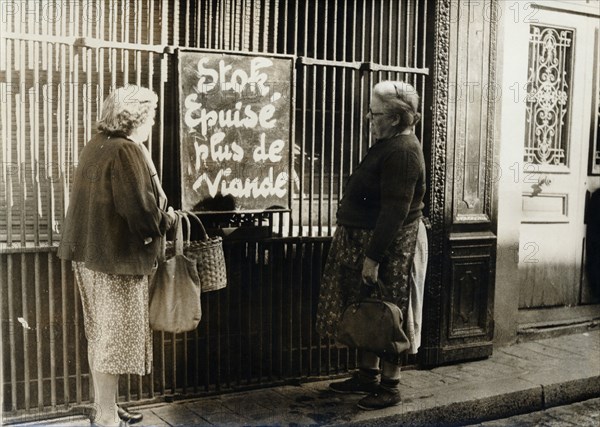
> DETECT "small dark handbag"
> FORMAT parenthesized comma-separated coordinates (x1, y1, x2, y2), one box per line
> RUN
(149, 212, 202, 333)
(336, 280, 410, 357)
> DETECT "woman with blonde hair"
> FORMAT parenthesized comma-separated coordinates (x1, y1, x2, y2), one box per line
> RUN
(316, 80, 428, 410)
(58, 86, 176, 426)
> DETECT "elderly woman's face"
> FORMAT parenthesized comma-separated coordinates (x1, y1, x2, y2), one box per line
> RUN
(135, 113, 155, 141)
(367, 96, 397, 140)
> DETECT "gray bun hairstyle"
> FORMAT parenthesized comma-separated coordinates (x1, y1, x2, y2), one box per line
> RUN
(372, 81, 421, 129)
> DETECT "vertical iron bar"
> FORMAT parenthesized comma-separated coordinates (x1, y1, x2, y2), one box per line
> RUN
(348, 1, 356, 178)
(357, 0, 366, 161)
(338, 0, 347, 232)
(215, 292, 222, 390)
(60, 259, 69, 408)
(296, 242, 303, 376)
(216, 281, 222, 390)
(123, 0, 130, 83)
(19, 37, 26, 246)
(183, 331, 188, 394)
(309, 65, 316, 236)
(8, 255, 17, 411)
(204, 293, 210, 390)
(283, 0, 289, 53)
(312, 0, 325, 234)
(171, 332, 177, 394)
(397, 0, 402, 67)
(48, 254, 56, 409)
(196, 0, 202, 48)
(315, 242, 324, 375)
(207, 0, 213, 49)
(159, 331, 166, 396)
(405, 0, 411, 71)
(185, 0, 190, 46)
(387, 0, 392, 79)
(233, 244, 240, 388)
(240, 0, 247, 50)
(267, 241, 274, 380)
(307, 242, 313, 376)
(247, 242, 254, 384)
(6, 37, 13, 245)
(0, 256, 3, 410)
(328, 0, 338, 236)
(194, 323, 200, 393)
(278, 242, 286, 378)
(22, 255, 30, 409)
(224, 246, 232, 389)
(287, 242, 294, 375)
(319, 65, 326, 236)
(35, 253, 43, 409)
(420, 0, 427, 145)
(46, 40, 54, 245)
(174, 0, 180, 46)
(32, 36, 40, 246)
(258, 243, 264, 383)
(74, 260, 82, 404)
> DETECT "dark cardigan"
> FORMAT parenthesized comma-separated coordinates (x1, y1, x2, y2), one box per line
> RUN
(336, 133, 425, 262)
(57, 132, 171, 275)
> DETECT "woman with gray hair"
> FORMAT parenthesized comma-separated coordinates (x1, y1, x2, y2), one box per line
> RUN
(316, 80, 428, 410)
(58, 86, 176, 426)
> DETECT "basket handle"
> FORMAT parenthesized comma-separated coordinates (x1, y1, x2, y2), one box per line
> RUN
(183, 210, 209, 241)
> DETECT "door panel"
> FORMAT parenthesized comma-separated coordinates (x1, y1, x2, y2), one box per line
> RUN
(518, 9, 595, 308)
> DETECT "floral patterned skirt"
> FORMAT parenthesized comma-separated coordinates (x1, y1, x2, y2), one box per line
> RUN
(315, 221, 420, 346)
(73, 262, 152, 376)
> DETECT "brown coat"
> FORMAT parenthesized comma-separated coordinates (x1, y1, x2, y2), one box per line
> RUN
(58, 132, 170, 275)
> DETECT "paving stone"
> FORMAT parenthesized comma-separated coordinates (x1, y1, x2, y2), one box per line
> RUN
(398, 369, 460, 389)
(184, 398, 233, 415)
(523, 341, 589, 361)
(150, 403, 211, 426)
(137, 408, 170, 426)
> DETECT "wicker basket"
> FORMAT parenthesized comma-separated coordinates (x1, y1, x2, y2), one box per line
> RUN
(181, 211, 227, 293)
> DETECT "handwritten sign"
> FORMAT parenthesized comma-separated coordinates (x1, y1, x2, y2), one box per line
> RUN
(178, 50, 293, 212)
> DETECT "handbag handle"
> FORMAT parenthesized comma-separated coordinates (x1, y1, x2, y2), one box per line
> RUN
(365, 279, 390, 301)
(183, 210, 210, 242)
(173, 211, 184, 255)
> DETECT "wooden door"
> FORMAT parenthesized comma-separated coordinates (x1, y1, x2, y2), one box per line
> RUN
(518, 9, 596, 308)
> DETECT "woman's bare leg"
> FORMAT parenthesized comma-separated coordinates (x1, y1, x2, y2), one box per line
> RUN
(91, 369, 119, 426)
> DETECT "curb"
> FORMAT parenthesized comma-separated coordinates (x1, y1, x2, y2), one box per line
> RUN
(335, 375, 600, 426)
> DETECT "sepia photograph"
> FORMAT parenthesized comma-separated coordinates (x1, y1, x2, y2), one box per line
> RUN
(1, 1, 599, 426)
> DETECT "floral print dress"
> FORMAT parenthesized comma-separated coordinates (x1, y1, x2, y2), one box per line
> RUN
(73, 262, 152, 376)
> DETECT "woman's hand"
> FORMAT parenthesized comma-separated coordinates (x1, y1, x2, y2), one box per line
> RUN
(362, 256, 379, 286)
(166, 207, 178, 229)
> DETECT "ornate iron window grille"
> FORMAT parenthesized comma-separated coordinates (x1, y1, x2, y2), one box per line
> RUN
(524, 25, 573, 168)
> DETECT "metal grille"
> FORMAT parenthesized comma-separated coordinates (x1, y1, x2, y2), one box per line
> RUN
(1, 0, 430, 420)
(524, 24, 573, 168)
(1, 238, 364, 421)
(1, 0, 429, 243)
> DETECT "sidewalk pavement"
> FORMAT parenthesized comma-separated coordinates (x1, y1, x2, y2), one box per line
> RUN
(12, 330, 600, 427)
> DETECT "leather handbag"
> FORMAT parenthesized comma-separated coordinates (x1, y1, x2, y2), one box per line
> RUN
(336, 280, 410, 357)
(149, 212, 202, 333)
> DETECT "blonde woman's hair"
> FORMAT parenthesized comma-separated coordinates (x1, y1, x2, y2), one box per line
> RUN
(98, 85, 158, 136)
(372, 81, 421, 130)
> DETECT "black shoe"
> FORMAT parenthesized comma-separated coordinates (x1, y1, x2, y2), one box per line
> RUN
(356, 386, 401, 410)
(117, 406, 143, 424)
(329, 372, 379, 394)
